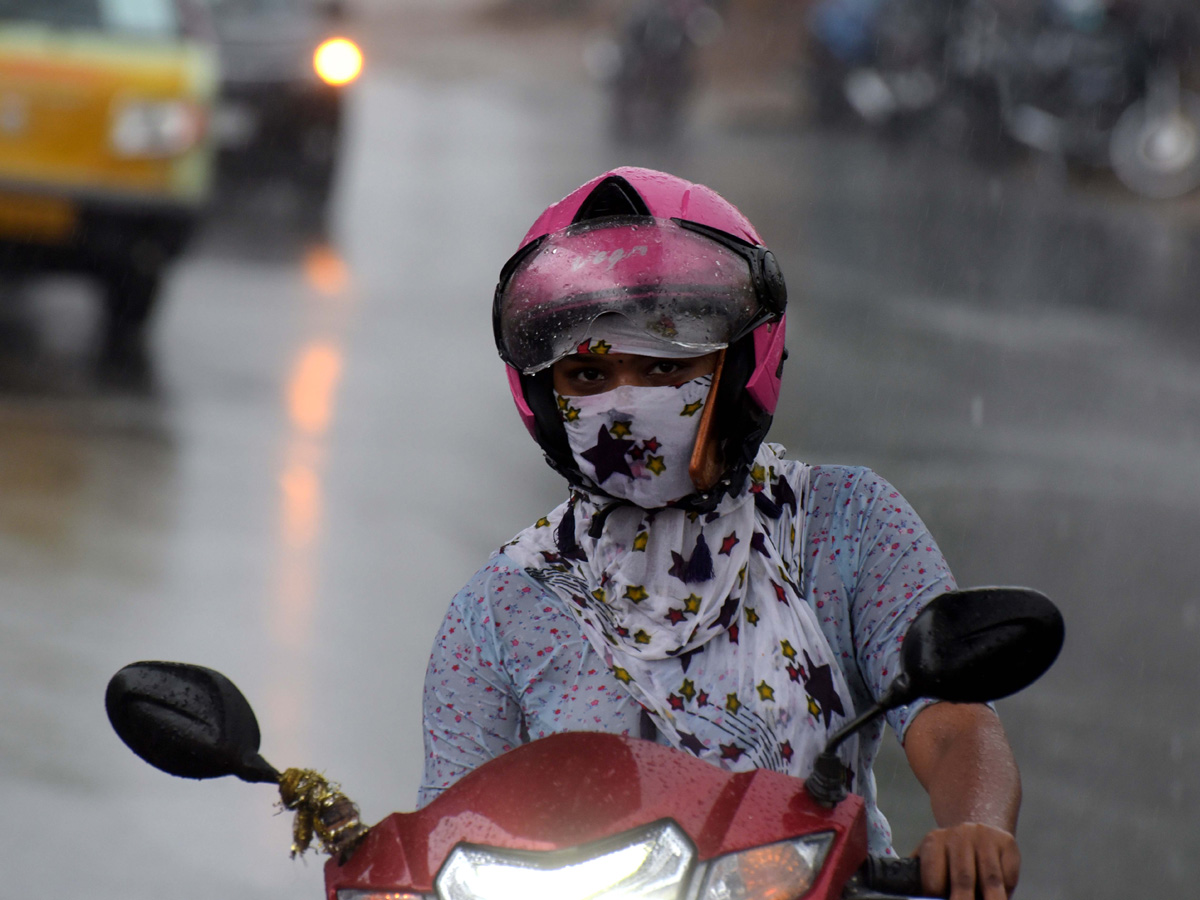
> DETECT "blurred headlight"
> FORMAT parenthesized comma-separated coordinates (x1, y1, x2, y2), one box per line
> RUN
(698, 835, 833, 900)
(436, 822, 694, 900)
(314, 37, 364, 86)
(110, 99, 204, 158)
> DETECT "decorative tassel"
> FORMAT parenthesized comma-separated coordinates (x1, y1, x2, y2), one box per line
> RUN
(277, 768, 369, 861)
(555, 499, 587, 561)
(670, 534, 714, 584)
(556, 501, 575, 551)
(690, 533, 714, 581)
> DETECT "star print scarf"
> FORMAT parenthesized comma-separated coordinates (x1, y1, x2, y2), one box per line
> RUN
(503, 442, 858, 780)
(556, 376, 712, 507)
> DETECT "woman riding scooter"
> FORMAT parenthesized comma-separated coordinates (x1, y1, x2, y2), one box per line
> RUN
(421, 167, 1022, 900)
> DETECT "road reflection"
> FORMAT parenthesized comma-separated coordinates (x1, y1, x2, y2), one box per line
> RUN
(267, 239, 352, 760)
(287, 341, 344, 437)
(303, 244, 352, 298)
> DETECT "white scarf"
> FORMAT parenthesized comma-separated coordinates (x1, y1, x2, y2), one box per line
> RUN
(504, 443, 858, 779)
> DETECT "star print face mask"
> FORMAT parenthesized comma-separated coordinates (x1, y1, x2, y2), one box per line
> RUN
(555, 375, 712, 507)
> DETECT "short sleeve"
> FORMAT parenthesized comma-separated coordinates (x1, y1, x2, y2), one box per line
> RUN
(818, 468, 958, 740)
(418, 558, 524, 806)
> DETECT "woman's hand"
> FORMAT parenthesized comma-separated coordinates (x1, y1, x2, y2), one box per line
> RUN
(916, 821, 1020, 899)
(903, 703, 1023, 898)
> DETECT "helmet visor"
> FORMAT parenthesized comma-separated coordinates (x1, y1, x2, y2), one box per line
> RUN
(496, 218, 766, 374)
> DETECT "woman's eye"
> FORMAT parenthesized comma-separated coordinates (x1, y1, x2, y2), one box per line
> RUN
(648, 361, 682, 376)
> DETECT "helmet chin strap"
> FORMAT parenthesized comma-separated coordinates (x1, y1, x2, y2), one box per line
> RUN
(688, 348, 726, 491)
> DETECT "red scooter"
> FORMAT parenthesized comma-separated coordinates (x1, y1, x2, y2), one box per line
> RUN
(106, 587, 1062, 900)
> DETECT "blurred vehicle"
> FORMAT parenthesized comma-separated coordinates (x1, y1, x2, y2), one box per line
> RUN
(947, 0, 1200, 198)
(594, 0, 722, 143)
(805, 0, 953, 130)
(205, 0, 362, 197)
(0, 0, 217, 338)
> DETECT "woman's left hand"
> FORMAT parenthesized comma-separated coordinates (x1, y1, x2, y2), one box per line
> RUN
(902, 703, 1023, 898)
(915, 821, 1020, 899)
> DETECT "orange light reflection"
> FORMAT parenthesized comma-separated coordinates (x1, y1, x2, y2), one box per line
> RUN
(280, 462, 320, 548)
(303, 243, 351, 297)
(288, 342, 343, 435)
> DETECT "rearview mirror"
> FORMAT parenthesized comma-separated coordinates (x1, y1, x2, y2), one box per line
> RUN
(890, 586, 1064, 707)
(806, 586, 1063, 807)
(106, 662, 279, 784)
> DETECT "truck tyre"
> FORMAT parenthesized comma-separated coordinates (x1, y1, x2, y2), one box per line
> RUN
(101, 264, 162, 342)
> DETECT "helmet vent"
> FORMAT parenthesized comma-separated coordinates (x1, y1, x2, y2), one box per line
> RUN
(572, 176, 651, 223)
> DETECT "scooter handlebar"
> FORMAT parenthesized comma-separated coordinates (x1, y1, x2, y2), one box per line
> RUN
(861, 855, 926, 897)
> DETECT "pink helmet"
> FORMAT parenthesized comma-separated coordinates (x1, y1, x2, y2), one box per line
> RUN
(493, 167, 788, 503)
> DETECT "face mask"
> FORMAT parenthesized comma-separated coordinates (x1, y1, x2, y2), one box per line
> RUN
(555, 375, 712, 507)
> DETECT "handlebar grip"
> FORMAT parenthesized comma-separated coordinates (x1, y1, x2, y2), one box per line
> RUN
(862, 855, 926, 897)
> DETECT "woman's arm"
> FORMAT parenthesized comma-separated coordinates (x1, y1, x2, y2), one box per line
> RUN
(817, 468, 1021, 895)
(904, 702, 1022, 900)
(419, 562, 524, 806)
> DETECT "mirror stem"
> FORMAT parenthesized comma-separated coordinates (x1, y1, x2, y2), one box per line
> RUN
(823, 702, 886, 756)
(805, 706, 884, 807)
(805, 751, 850, 807)
(242, 753, 282, 785)
(805, 675, 914, 807)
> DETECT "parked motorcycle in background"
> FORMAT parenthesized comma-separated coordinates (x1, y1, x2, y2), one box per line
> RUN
(946, 0, 1200, 198)
(805, 0, 955, 131)
(804, 0, 1200, 199)
(587, 0, 723, 143)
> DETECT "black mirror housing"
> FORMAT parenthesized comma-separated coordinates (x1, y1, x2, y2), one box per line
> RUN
(807, 586, 1063, 807)
(106, 662, 279, 784)
(899, 587, 1064, 705)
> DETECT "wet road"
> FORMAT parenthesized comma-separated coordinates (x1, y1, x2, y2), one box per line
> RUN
(1, 8, 1197, 899)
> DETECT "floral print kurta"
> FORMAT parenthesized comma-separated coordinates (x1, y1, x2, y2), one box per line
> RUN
(420, 464, 957, 855)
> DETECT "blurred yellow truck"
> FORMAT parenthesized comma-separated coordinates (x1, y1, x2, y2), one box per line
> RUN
(0, 1, 217, 337)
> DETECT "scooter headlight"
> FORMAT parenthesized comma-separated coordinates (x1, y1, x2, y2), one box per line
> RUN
(340, 827, 833, 900)
(436, 822, 694, 900)
(697, 834, 834, 900)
